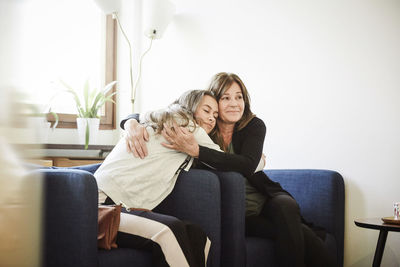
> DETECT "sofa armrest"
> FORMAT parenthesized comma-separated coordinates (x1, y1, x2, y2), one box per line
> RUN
(154, 169, 221, 267)
(43, 163, 102, 174)
(212, 171, 246, 267)
(266, 169, 345, 266)
(39, 169, 98, 267)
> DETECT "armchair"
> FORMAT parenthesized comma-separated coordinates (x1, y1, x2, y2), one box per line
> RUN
(215, 169, 345, 267)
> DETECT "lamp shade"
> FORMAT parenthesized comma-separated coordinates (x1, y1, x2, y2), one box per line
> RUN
(143, 0, 176, 39)
(93, 0, 120, 14)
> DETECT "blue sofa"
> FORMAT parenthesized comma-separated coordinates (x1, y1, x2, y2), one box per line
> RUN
(38, 165, 344, 267)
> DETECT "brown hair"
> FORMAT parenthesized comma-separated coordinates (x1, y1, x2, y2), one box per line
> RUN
(207, 72, 255, 150)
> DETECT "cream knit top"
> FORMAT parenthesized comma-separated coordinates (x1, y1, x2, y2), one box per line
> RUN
(94, 123, 221, 210)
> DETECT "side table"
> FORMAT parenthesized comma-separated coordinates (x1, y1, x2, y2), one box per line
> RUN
(354, 218, 400, 267)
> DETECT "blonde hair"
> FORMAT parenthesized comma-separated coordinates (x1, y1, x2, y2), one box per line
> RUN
(143, 90, 214, 135)
(207, 72, 255, 151)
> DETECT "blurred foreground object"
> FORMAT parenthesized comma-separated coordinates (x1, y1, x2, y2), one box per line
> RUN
(0, 0, 42, 266)
(0, 138, 42, 267)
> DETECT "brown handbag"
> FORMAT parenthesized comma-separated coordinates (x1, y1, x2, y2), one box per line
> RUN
(97, 205, 122, 250)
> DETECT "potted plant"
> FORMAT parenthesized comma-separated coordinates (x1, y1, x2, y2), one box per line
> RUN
(62, 80, 117, 149)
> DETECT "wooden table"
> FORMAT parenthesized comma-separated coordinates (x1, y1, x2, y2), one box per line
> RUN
(354, 218, 400, 267)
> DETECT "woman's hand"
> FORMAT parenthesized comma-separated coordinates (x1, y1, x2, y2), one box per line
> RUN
(124, 119, 149, 158)
(161, 121, 200, 157)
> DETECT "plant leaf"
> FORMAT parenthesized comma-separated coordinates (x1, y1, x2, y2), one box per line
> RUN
(89, 81, 117, 118)
(59, 80, 75, 92)
(85, 119, 89, 149)
(103, 81, 118, 95)
(104, 97, 116, 104)
(48, 111, 59, 129)
(83, 80, 90, 116)
(61, 80, 84, 117)
(61, 80, 117, 119)
(90, 93, 104, 117)
(89, 85, 98, 107)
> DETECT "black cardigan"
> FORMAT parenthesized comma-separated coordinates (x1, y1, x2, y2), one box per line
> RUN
(197, 117, 285, 198)
(120, 114, 140, 130)
(198, 117, 265, 178)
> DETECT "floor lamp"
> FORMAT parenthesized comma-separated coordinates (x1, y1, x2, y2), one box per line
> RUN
(93, 0, 175, 112)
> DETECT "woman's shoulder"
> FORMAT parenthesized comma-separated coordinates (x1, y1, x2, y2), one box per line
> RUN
(233, 117, 266, 140)
(249, 116, 265, 126)
(232, 116, 266, 153)
(243, 116, 266, 131)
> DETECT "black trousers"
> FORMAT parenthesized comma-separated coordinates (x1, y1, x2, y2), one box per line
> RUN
(245, 194, 335, 267)
(102, 198, 209, 267)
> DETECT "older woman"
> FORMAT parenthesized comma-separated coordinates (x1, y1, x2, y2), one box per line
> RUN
(97, 89, 219, 267)
(122, 73, 334, 267)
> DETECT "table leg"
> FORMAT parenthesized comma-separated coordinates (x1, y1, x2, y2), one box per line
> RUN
(373, 230, 388, 267)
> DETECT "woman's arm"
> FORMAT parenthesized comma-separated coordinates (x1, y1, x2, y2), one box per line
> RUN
(198, 118, 266, 177)
(161, 121, 222, 155)
(162, 117, 266, 177)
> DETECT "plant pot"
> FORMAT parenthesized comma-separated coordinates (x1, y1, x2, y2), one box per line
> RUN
(76, 118, 100, 147)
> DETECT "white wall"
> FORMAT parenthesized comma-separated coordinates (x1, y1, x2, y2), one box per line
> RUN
(123, 0, 400, 266)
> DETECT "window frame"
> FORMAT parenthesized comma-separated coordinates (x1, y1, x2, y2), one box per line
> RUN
(46, 15, 117, 130)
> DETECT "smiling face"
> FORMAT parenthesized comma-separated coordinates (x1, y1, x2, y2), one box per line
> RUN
(218, 82, 245, 124)
(194, 95, 218, 134)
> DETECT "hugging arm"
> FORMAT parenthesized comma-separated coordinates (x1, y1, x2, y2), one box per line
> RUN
(198, 118, 266, 177)
(162, 121, 222, 157)
(163, 117, 266, 178)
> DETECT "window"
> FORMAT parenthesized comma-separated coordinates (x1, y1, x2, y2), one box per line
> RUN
(19, 0, 116, 129)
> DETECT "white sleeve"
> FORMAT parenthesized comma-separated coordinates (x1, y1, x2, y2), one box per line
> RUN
(254, 157, 265, 173)
(193, 127, 222, 152)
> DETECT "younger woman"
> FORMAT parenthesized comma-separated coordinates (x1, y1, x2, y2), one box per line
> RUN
(94, 90, 220, 267)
